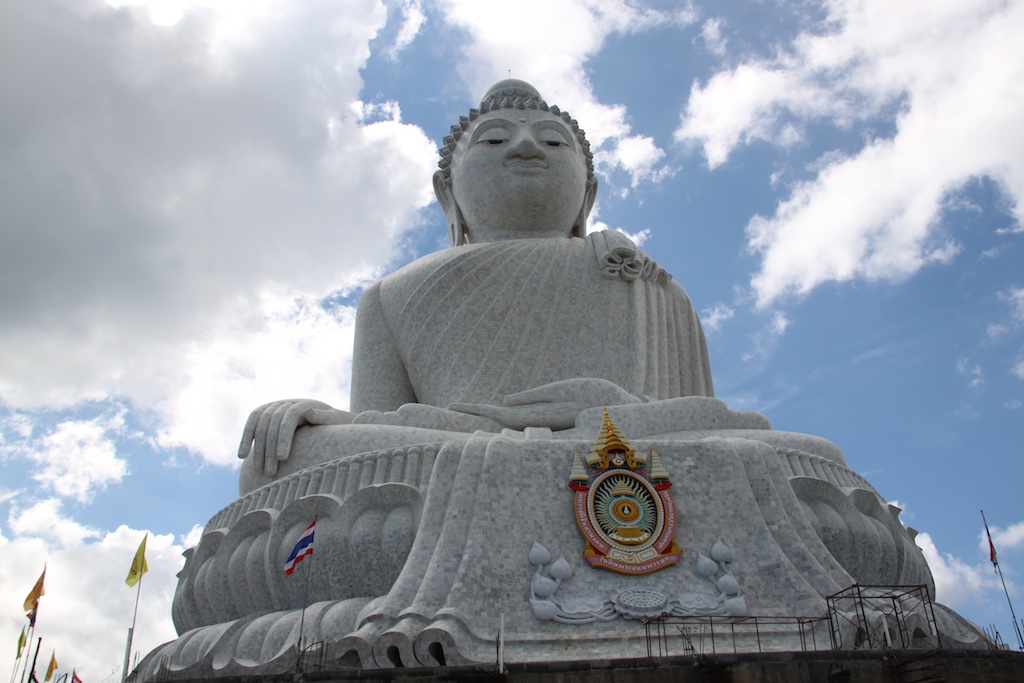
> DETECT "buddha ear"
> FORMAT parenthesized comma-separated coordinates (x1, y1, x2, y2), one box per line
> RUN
(572, 176, 599, 238)
(433, 170, 467, 246)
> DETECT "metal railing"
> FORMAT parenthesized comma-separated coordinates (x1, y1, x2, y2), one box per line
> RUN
(644, 614, 832, 657)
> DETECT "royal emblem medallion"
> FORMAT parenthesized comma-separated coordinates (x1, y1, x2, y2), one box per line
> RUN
(569, 409, 682, 575)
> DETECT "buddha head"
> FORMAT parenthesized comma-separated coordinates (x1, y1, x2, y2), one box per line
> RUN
(434, 80, 598, 246)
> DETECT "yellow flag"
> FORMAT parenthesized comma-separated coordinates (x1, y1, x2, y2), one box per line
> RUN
(126, 534, 149, 587)
(16, 627, 26, 660)
(23, 567, 45, 611)
(45, 650, 57, 682)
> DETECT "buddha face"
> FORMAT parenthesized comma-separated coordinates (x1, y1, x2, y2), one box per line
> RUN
(435, 108, 597, 244)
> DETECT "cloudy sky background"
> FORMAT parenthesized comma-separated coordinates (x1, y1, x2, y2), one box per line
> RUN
(2, 0, 1023, 678)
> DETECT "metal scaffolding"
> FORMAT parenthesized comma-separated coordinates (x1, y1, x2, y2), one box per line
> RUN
(825, 584, 940, 650)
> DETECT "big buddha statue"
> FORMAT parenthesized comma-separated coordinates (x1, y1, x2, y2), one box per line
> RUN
(137, 80, 985, 680)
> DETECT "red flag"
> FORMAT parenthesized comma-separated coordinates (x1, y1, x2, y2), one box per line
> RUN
(284, 520, 316, 576)
(982, 511, 999, 571)
(72, 669, 82, 683)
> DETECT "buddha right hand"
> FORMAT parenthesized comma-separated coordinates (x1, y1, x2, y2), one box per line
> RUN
(237, 399, 353, 476)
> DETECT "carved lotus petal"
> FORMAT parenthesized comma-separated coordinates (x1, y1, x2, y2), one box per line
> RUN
(549, 556, 572, 580)
(724, 595, 747, 616)
(716, 573, 740, 596)
(530, 599, 558, 621)
(529, 541, 551, 567)
(696, 553, 718, 578)
(533, 575, 558, 598)
(710, 538, 733, 563)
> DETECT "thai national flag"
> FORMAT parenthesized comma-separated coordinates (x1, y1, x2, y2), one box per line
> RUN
(284, 520, 316, 575)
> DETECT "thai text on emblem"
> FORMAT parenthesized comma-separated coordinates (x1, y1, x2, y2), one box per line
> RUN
(569, 409, 681, 575)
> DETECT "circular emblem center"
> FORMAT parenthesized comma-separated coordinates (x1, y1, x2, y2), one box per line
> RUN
(590, 472, 661, 547)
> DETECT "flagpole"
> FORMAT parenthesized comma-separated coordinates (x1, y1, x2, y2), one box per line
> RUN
(9, 632, 24, 683)
(121, 570, 144, 683)
(295, 514, 318, 673)
(10, 628, 27, 683)
(20, 567, 45, 683)
(18, 629, 36, 683)
(996, 563, 1024, 650)
(982, 510, 1024, 650)
(25, 639, 40, 683)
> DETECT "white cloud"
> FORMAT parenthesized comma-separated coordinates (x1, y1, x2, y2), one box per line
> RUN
(2, 413, 130, 503)
(155, 290, 358, 465)
(917, 531, 997, 609)
(701, 303, 735, 332)
(0, 517, 182, 682)
(614, 227, 652, 247)
(956, 358, 984, 389)
(1000, 287, 1024, 324)
(181, 523, 205, 547)
(0, 0, 437, 463)
(386, 0, 425, 58)
(742, 311, 790, 361)
(587, 215, 651, 247)
(985, 288, 1024, 380)
(700, 17, 727, 58)
(677, 63, 829, 167)
(35, 416, 129, 502)
(8, 498, 102, 546)
(987, 520, 1024, 553)
(1, 414, 35, 442)
(604, 135, 674, 187)
(1001, 289, 1024, 380)
(676, 0, 1024, 308)
(988, 323, 1009, 341)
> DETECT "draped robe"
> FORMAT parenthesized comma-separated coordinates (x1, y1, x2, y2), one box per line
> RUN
(351, 231, 714, 413)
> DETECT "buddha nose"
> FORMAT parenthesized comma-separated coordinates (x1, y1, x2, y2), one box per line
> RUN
(506, 130, 546, 159)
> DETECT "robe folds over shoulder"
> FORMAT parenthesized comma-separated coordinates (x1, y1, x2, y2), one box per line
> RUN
(351, 231, 714, 413)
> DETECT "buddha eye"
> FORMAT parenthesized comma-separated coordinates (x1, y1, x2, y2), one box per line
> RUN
(537, 128, 571, 148)
(476, 126, 510, 146)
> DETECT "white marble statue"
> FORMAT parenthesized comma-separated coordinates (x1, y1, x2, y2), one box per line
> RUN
(138, 81, 985, 681)
(236, 79, 713, 495)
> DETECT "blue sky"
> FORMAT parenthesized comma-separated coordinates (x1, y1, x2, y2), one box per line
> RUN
(2, 0, 1023, 678)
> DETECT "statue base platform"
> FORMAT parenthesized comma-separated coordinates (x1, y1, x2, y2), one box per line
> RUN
(137, 401, 987, 680)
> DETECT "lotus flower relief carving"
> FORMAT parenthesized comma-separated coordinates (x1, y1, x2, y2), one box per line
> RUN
(710, 538, 734, 563)
(528, 541, 575, 621)
(527, 538, 746, 623)
(695, 552, 718, 578)
(528, 540, 552, 567)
